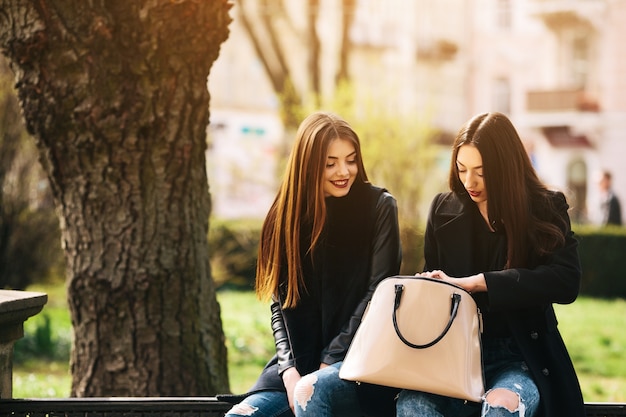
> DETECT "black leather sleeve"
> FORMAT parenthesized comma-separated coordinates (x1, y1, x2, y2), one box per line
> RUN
(320, 191, 402, 364)
(270, 300, 295, 375)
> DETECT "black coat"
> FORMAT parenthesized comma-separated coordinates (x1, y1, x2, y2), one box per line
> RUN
(424, 191, 585, 417)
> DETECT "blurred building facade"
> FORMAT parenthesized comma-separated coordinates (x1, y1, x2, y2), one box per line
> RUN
(207, 0, 626, 225)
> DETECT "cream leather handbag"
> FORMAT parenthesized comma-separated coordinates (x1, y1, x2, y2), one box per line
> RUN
(340, 275, 485, 403)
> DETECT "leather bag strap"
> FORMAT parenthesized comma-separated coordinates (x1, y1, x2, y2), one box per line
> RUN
(392, 283, 462, 349)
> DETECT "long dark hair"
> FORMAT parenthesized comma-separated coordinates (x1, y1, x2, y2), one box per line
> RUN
(448, 112, 566, 268)
(256, 112, 369, 307)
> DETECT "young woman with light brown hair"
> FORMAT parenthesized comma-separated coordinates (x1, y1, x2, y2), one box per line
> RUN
(221, 111, 402, 417)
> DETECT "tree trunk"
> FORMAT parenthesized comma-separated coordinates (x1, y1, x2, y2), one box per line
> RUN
(0, 0, 232, 396)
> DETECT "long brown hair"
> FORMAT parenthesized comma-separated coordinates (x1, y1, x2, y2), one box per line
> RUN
(256, 112, 369, 308)
(448, 112, 565, 268)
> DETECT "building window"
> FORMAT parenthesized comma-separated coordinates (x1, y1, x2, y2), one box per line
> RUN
(567, 158, 588, 224)
(571, 35, 590, 88)
(496, 0, 512, 30)
(351, 0, 398, 47)
(493, 78, 511, 115)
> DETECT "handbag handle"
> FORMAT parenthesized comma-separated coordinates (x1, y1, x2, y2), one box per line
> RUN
(392, 283, 462, 349)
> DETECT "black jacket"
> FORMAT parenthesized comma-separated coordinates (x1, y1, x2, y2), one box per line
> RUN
(220, 182, 402, 416)
(424, 191, 585, 417)
(602, 191, 622, 226)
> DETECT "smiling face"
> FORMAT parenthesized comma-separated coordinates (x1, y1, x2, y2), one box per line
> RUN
(323, 138, 358, 197)
(456, 144, 487, 212)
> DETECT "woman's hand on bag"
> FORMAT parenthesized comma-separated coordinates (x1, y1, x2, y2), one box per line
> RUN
(282, 367, 301, 413)
(415, 270, 440, 278)
(416, 269, 448, 279)
(417, 270, 487, 294)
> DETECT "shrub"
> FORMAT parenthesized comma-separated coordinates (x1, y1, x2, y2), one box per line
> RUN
(209, 218, 262, 290)
(208, 218, 425, 289)
(574, 225, 626, 299)
(1, 56, 64, 290)
(14, 311, 72, 364)
(399, 223, 425, 275)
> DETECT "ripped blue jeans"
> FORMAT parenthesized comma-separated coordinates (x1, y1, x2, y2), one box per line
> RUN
(396, 337, 540, 417)
(223, 390, 293, 417)
(223, 362, 360, 417)
(293, 362, 362, 416)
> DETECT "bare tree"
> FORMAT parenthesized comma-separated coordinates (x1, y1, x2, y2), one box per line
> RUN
(237, 0, 355, 129)
(0, 0, 232, 396)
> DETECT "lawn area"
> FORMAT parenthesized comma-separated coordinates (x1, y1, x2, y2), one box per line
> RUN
(555, 297, 626, 401)
(12, 284, 626, 401)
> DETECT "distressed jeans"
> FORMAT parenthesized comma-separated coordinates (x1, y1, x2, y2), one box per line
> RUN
(294, 361, 362, 417)
(224, 390, 293, 417)
(223, 362, 361, 417)
(396, 337, 540, 417)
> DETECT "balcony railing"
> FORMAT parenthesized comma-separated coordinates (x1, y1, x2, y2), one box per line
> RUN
(527, 89, 600, 112)
(529, 0, 605, 30)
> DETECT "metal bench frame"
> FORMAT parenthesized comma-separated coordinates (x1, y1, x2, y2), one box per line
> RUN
(1, 398, 625, 417)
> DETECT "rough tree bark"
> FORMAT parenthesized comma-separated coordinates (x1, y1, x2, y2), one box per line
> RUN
(0, 0, 232, 396)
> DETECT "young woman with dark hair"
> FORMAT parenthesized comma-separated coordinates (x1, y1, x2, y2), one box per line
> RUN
(396, 112, 584, 417)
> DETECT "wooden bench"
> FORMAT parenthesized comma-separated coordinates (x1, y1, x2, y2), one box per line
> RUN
(0, 398, 624, 416)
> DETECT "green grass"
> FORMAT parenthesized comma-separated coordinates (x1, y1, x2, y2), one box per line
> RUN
(555, 297, 626, 401)
(12, 285, 626, 401)
(13, 360, 71, 398)
(13, 285, 274, 397)
(217, 291, 274, 393)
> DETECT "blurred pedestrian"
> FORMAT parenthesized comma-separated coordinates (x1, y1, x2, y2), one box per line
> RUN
(598, 170, 622, 226)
